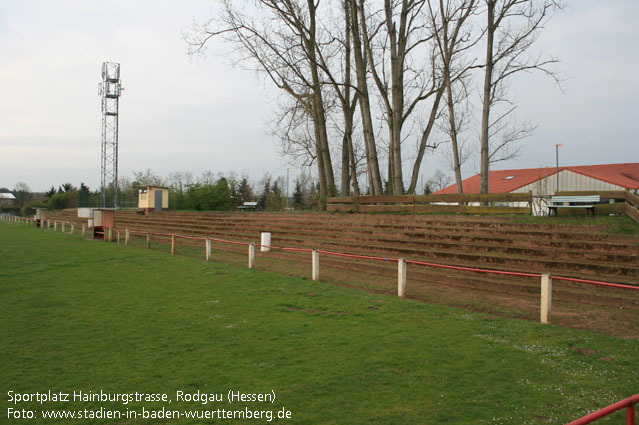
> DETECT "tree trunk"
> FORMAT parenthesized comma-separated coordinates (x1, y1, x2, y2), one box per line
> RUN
(388, 0, 407, 195)
(350, 0, 383, 196)
(445, 75, 464, 194)
(341, 1, 354, 197)
(341, 136, 350, 196)
(407, 87, 443, 194)
(439, 0, 464, 194)
(312, 120, 328, 199)
(479, 1, 495, 194)
(307, 0, 335, 198)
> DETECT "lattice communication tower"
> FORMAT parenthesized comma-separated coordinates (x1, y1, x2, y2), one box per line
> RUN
(99, 62, 122, 207)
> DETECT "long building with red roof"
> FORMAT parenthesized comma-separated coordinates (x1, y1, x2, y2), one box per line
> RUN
(434, 163, 639, 195)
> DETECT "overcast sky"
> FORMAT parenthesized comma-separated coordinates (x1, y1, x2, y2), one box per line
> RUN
(1, 0, 637, 192)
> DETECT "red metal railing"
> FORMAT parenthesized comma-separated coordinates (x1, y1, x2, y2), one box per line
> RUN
(566, 394, 638, 425)
(117, 227, 639, 291)
(11, 216, 635, 292)
(5, 217, 639, 292)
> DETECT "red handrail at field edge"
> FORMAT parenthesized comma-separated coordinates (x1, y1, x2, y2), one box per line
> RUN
(566, 394, 638, 425)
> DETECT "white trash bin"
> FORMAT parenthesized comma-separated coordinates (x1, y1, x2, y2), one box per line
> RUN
(261, 232, 271, 252)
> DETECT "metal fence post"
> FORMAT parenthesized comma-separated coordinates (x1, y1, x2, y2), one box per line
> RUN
(541, 273, 552, 324)
(398, 258, 407, 297)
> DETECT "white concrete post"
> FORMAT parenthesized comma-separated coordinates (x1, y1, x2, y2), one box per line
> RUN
(61, 222, 65, 233)
(248, 242, 255, 269)
(398, 258, 407, 297)
(70, 223, 75, 235)
(146, 232, 151, 249)
(205, 238, 212, 261)
(171, 234, 176, 254)
(54, 221, 57, 231)
(541, 273, 552, 324)
(107, 227, 112, 242)
(125, 229, 129, 245)
(312, 249, 320, 281)
(82, 224, 86, 238)
(116, 230, 120, 244)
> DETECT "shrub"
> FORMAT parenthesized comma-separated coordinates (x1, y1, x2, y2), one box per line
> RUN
(48, 191, 78, 210)
(184, 179, 231, 211)
(21, 200, 47, 217)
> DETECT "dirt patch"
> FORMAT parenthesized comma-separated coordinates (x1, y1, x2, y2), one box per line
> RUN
(576, 348, 599, 356)
(284, 306, 351, 316)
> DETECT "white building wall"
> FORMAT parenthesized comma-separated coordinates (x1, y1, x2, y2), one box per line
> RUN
(513, 170, 625, 196)
(512, 170, 626, 216)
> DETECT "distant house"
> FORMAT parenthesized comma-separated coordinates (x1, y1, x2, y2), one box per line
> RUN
(434, 163, 639, 196)
(433, 163, 639, 215)
(0, 193, 16, 207)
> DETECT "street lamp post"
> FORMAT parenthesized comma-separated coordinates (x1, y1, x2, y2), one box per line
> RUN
(555, 144, 563, 192)
(359, 169, 368, 195)
(286, 167, 294, 211)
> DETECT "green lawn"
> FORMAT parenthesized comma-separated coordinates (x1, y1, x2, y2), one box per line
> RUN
(1, 222, 638, 424)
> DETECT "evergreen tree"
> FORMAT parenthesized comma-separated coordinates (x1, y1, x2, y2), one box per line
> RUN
(78, 183, 90, 207)
(259, 177, 271, 210)
(237, 177, 254, 204)
(293, 180, 303, 210)
(45, 186, 56, 199)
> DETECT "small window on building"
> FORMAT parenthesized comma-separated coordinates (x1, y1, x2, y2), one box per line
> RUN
(504, 175, 516, 180)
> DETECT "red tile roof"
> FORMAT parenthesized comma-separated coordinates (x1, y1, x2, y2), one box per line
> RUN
(433, 163, 639, 194)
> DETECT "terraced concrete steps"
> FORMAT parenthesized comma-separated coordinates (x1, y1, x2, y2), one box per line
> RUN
(47, 209, 639, 290)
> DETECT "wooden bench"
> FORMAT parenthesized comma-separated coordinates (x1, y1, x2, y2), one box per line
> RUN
(548, 195, 600, 217)
(237, 201, 259, 212)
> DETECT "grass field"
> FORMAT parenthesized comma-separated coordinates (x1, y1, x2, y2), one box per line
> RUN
(1, 221, 638, 424)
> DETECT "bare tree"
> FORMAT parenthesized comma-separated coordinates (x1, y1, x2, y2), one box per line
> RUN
(428, 0, 479, 193)
(478, 0, 564, 193)
(274, 99, 319, 166)
(186, 0, 337, 199)
(132, 169, 166, 187)
(358, 0, 447, 195)
(425, 168, 452, 193)
(346, 0, 384, 195)
(12, 182, 31, 208)
(406, 76, 445, 194)
(487, 110, 536, 164)
(326, 0, 355, 197)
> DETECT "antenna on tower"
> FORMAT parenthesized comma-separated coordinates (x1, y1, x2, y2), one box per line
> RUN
(99, 62, 122, 208)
